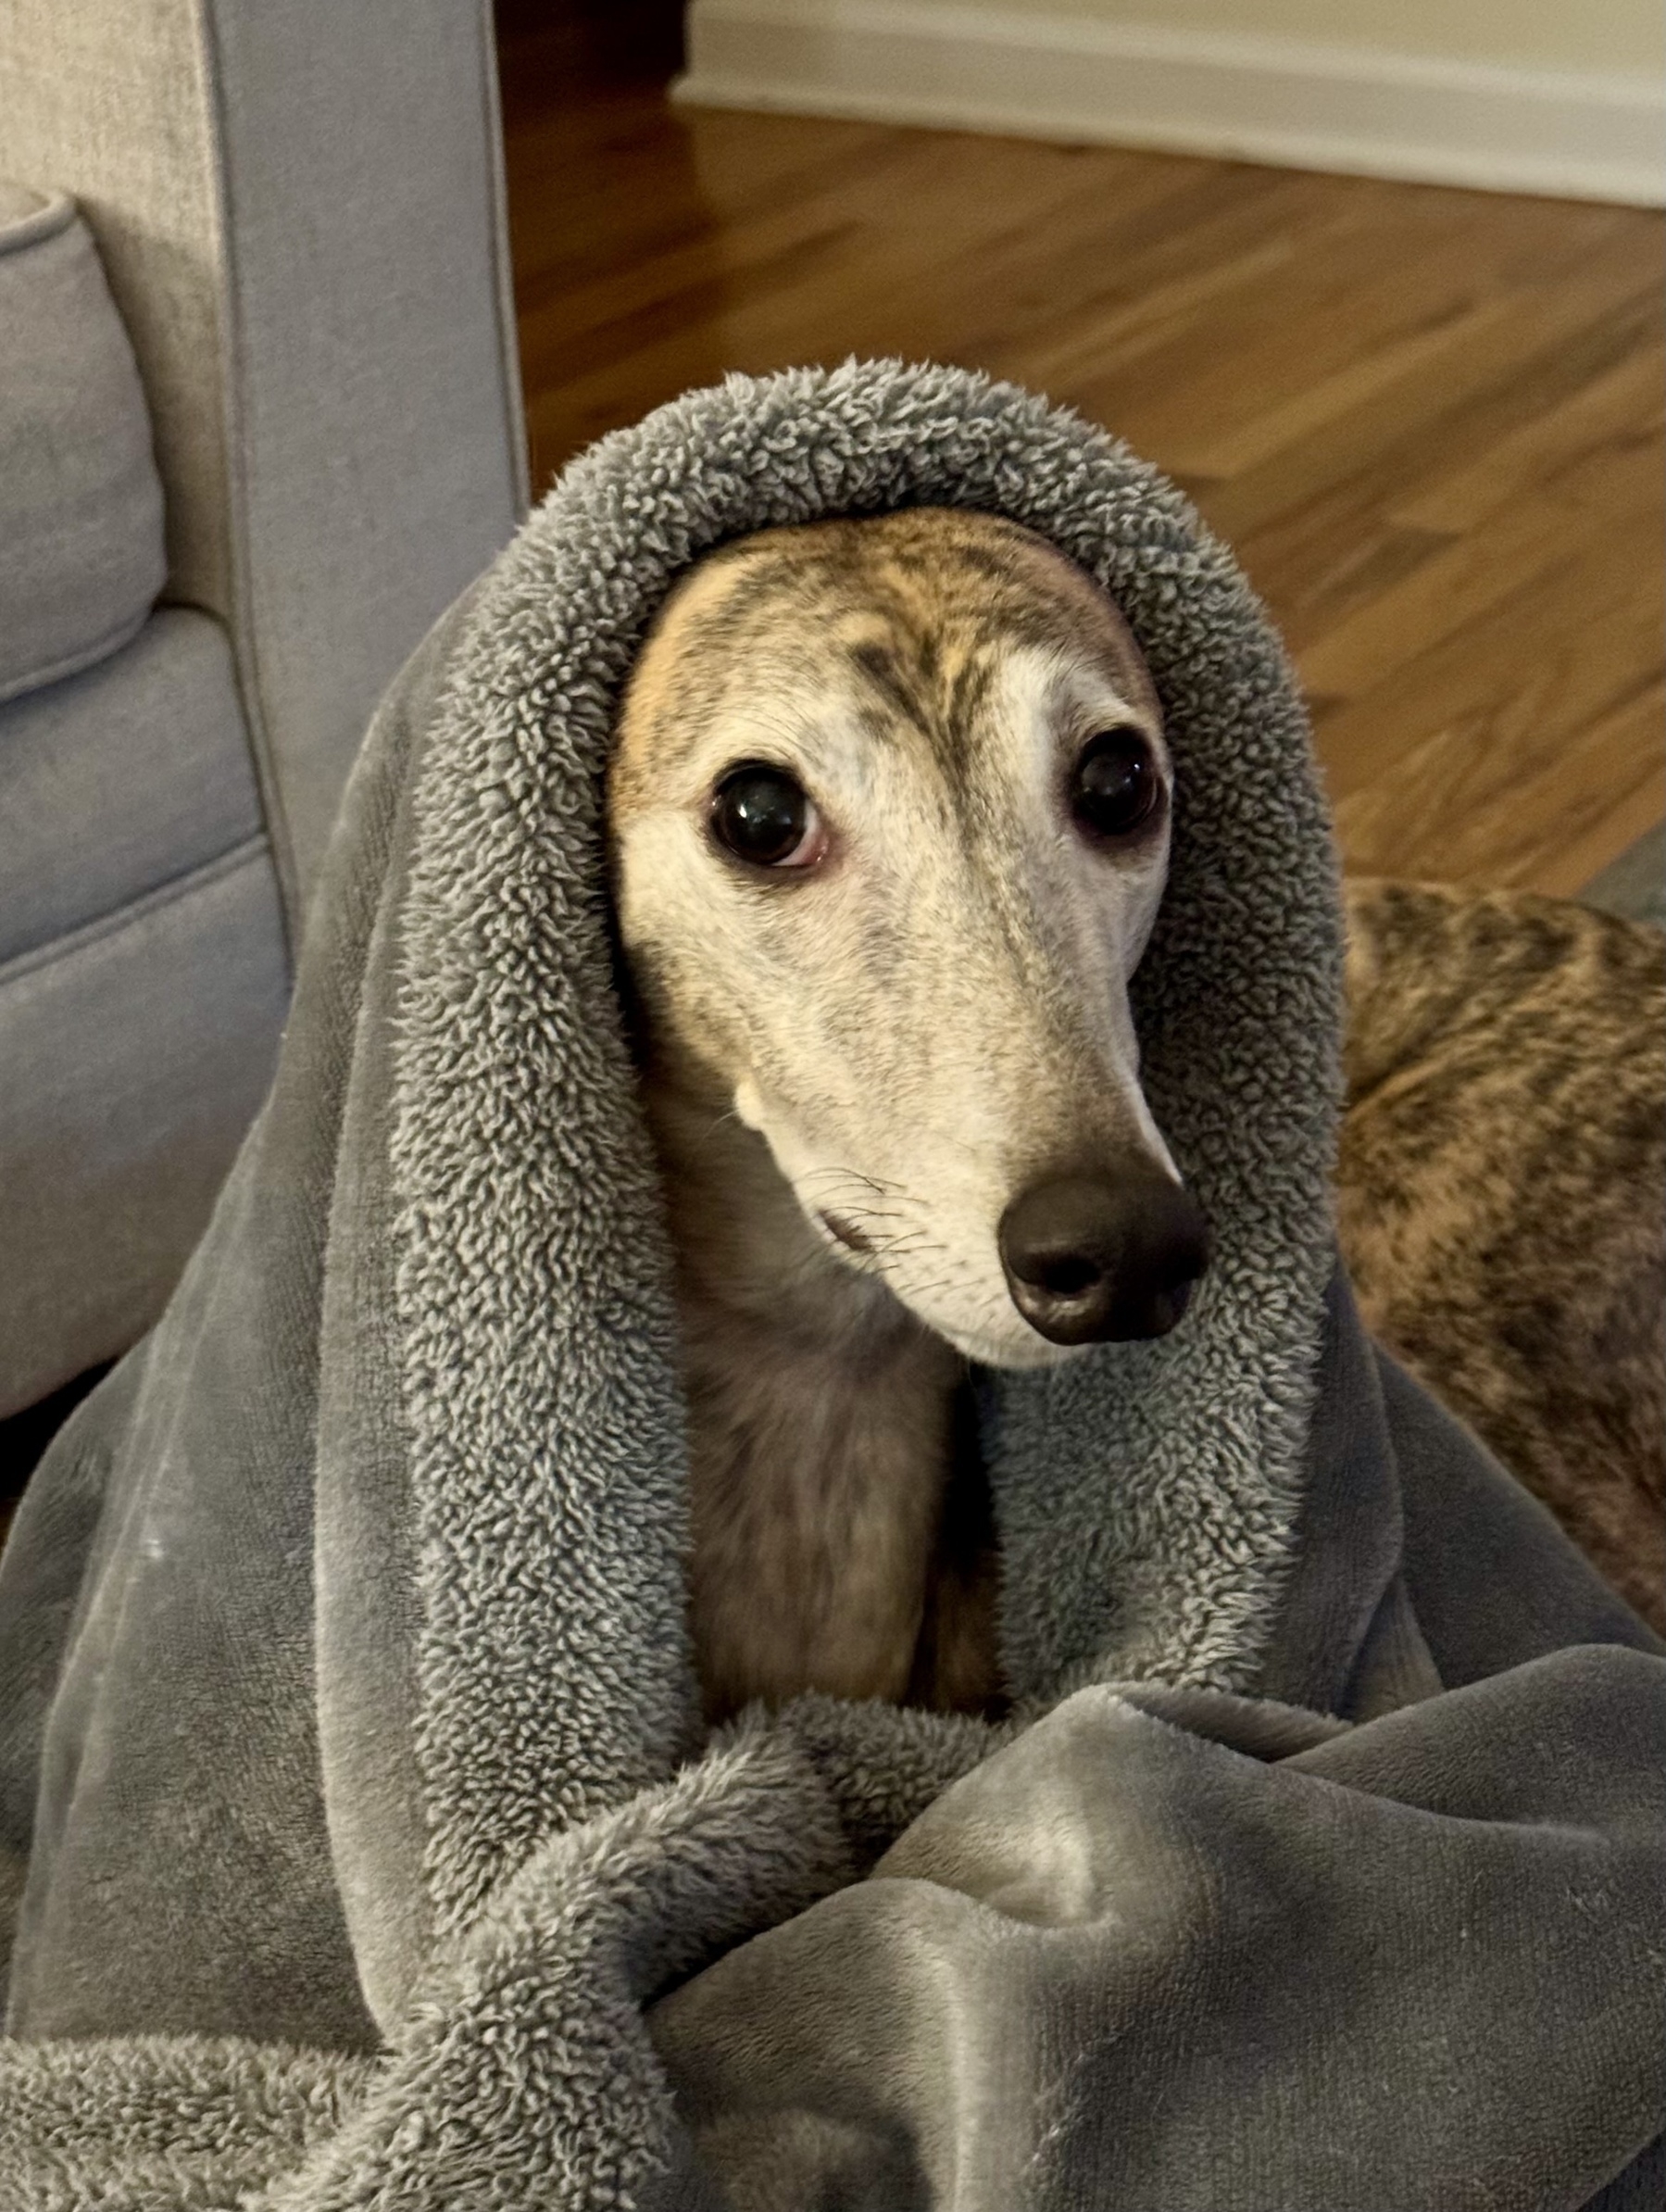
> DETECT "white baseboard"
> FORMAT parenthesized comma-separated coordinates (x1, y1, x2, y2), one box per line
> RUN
(675, 0, 1666, 207)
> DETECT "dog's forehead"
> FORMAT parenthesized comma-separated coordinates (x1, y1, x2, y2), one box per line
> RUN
(609, 509, 1158, 810)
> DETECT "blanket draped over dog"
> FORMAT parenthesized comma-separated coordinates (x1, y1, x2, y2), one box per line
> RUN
(2, 363, 1661, 2211)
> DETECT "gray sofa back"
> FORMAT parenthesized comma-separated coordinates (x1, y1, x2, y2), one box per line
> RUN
(0, 0, 528, 1415)
(0, 0, 529, 929)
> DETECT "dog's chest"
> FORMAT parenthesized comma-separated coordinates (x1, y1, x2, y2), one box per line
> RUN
(676, 1297, 1003, 1721)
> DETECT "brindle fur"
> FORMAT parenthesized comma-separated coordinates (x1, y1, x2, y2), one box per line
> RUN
(1339, 878, 1665, 1631)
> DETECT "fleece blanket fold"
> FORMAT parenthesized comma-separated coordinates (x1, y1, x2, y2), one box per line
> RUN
(1, 362, 1660, 2211)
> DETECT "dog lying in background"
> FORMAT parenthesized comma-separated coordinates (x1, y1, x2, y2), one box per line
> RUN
(1339, 878, 1664, 1631)
(608, 509, 1664, 1720)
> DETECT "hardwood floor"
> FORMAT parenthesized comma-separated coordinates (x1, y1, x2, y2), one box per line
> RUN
(495, 5, 1663, 893)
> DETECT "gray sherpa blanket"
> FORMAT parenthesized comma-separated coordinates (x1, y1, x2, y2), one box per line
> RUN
(2, 362, 1662, 2212)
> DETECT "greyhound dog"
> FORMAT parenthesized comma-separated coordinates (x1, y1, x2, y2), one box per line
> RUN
(608, 509, 1206, 1720)
(608, 509, 1665, 1718)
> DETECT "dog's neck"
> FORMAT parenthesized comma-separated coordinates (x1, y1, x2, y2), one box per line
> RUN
(639, 1050, 1001, 1721)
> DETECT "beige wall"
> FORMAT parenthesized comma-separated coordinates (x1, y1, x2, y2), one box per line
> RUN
(922, 0, 1664, 79)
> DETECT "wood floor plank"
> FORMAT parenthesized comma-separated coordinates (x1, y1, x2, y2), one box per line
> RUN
(1194, 242, 1660, 549)
(1167, 295, 1519, 482)
(1107, 207, 1586, 477)
(534, 132, 1124, 386)
(1093, 192, 1622, 440)
(908, 163, 1331, 384)
(1210, 290, 1661, 664)
(1394, 342, 1666, 534)
(1299, 423, 1663, 701)
(1333, 676, 1666, 891)
(1317, 514, 1663, 881)
(495, 6, 1664, 893)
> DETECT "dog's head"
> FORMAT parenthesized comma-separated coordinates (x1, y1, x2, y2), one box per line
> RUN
(608, 508, 1208, 1368)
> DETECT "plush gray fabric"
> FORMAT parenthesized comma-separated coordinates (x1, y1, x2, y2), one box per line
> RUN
(655, 1650, 1664, 2212)
(0, 0, 527, 922)
(0, 186, 165, 706)
(0, 609, 259, 966)
(0, 364, 1660, 2209)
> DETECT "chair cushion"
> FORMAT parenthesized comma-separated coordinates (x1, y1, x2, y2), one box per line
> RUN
(0, 183, 166, 704)
(0, 608, 263, 966)
(0, 836, 287, 1414)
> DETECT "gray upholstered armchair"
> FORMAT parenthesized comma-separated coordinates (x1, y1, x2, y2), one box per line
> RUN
(0, 0, 528, 1416)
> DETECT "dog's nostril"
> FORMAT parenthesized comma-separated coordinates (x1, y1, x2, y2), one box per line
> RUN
(998, 1170, 1210, 1347)
(1029, 1252, 1102, 1299)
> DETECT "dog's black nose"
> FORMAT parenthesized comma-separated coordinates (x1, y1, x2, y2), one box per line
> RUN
(998, 1171, 1210, 1344)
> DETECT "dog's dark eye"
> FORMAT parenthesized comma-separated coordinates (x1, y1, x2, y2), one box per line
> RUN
(1071, 728, 1162, 840)
(709, 763, 821, 868)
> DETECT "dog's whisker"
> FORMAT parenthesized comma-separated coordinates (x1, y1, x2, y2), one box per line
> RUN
(796, 1165, 909, 1200)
